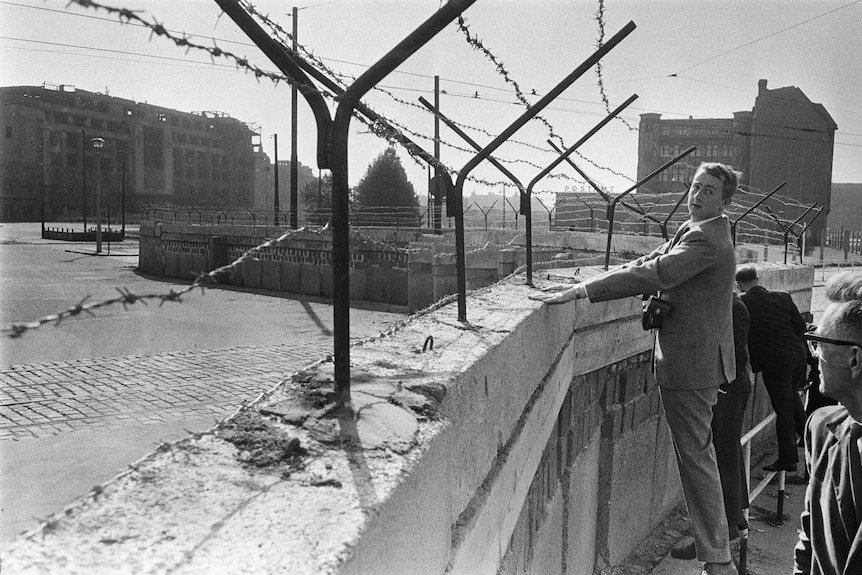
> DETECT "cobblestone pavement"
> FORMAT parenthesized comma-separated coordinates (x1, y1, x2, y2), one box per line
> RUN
(0, 343, 325, 441)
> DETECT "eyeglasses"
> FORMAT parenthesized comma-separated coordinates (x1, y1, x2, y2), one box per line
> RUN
(803, 332, 861, 358)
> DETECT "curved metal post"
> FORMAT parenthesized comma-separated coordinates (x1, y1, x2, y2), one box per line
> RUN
(524, 92, 636, 265)
(730, 181, 785, 246)
(661, 187, 691, 241)
(798, 207, 824, 264)
(452, 21, 636, 319)
(215, 0, 333, 167)
(762, 205, 789, 263)
(330, 0, 476, 401)
(547, 130, 667, 237)
(418, 96, 534, 284)
(604, 146, 695, 269)
(783, 203, 818, 263)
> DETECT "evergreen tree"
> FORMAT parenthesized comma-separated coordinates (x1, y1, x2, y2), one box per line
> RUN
(352, 147, 418, 208)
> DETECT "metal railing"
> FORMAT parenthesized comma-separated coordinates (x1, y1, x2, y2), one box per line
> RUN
(738, 411, 785, 575)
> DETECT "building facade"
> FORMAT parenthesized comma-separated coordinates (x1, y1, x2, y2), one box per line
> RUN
(0, 83, 261, 222)
(636, 79, 837, 238)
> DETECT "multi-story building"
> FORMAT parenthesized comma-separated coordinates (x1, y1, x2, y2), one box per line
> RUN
(0, 83, 261, 221)
(636, 79, 837, 239)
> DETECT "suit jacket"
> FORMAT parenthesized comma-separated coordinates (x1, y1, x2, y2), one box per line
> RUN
(739, 285, 807, 373)
(731, 293, 751, 389)
(794, 405, 862, 575)
(583, 216, 736, 389)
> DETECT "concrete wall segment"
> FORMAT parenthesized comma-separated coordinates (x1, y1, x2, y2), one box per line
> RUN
(3, 260, 811, 574)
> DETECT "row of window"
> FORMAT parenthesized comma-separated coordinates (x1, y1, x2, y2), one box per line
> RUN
(658, 144, 734, 158)
(50, 112, 132, 134)
(26, 90, 218, 132)
(659, 124, 729, 137)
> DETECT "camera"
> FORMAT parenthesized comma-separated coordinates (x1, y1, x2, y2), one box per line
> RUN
(642, 295, 672, 330)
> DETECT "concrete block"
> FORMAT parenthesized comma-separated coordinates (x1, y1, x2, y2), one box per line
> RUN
(565, 432, 601, 575)
(242, 258, 262, 289)
(349, 268, 367, 301)
(390, 269, 408, 306)
(320, 265, 333, 298)
(529, 488, 564, 575)
(279, 262, 301, 293)
(603, 415, 661, 565)
(261, 261, 280, 291)
(407, 271, 435, 312)
(649, 417, 682, 525)
(365, 266, 389, 303)
(299, 263, 320, 295)
(163, 251, 179, 278)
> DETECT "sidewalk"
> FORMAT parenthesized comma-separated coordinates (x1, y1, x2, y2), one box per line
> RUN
(651, 442, 806, 575)
(0, 343, 329, 544)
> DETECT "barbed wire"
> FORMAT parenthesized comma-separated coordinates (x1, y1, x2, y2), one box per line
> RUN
(593, 0, 635, 132)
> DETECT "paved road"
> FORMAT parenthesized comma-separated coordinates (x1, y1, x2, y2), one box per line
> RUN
(0, 222, 406, 544)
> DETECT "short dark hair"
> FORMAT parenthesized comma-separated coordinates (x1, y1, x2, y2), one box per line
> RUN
(697, 162, 741, 200)
(735, 264, 757, 283)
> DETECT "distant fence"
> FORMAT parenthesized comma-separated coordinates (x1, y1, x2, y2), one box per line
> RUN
(824, 228, 862, 256)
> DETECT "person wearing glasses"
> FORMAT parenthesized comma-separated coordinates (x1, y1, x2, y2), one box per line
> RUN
(531, 162, 740, 575)
(735, 264, 807, 473)
(795, 271, 862, 575)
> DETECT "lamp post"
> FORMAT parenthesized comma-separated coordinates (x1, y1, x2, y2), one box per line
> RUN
(91, 137, 105, 253)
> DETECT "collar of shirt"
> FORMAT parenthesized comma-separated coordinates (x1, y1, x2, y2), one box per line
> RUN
(687, 214, 727, 231)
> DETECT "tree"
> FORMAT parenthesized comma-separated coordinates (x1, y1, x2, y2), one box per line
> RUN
(301, 172, 333, 225)
(352, 147, 418, 209)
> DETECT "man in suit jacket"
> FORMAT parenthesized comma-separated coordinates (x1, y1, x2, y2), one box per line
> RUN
(795, 271, 862, 575)
(531, 162, 740, 575)
(736, 264, 808, 472)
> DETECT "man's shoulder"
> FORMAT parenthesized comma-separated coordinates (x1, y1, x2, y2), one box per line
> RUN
(808, 405, 850, 437)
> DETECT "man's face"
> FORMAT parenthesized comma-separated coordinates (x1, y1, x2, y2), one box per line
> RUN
(816, 302, 857, 402)
(688, 170, 729, 222)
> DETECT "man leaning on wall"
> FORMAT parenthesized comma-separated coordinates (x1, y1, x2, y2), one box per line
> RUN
(735, 264, 808, 473)
(531, 162, 741, 575)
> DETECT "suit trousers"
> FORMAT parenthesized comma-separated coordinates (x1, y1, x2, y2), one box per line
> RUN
(660, 385, 731, 563)
(713, 375, 750, 539)
(761, 356, 807, 464)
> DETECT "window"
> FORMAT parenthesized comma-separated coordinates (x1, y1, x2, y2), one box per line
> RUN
(4, 126, 11, 138)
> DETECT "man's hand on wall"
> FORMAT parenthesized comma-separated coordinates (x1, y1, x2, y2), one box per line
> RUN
(529, 283, 585, 305)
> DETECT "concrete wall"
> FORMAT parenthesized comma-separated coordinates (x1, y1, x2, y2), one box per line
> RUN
(139, 222, 758, 313)
(5, 244, 811, 574)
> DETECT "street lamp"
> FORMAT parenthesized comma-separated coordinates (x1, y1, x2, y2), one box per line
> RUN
(91, 137, 105, 253)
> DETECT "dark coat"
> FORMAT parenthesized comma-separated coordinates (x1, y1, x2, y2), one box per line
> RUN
(739, 285, 807, 373)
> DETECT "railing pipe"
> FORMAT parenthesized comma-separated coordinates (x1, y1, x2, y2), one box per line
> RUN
(604, 146, 696, 270)
(452, 21, 637, 320)
(731, 182, 785, 246)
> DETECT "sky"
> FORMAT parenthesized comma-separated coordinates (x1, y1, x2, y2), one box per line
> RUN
(1, 0, 861, 205)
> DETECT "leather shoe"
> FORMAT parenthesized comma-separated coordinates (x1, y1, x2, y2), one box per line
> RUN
(701, 560, 738, 575)
(763, 460, 796, 472)
(670, 535, 696, 560)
